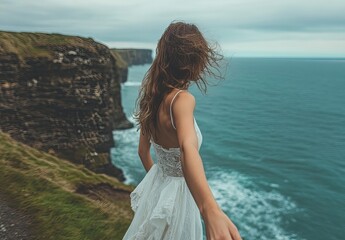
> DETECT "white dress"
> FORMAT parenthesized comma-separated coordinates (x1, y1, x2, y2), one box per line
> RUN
(123, 90, 204, 240)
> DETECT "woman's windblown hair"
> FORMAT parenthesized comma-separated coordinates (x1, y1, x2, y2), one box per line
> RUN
(133, 20, 225, 139)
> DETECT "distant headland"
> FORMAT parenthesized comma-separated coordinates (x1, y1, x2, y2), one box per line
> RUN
(111, 48, 153, 83)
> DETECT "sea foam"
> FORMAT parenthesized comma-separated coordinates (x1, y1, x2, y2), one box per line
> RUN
(208, 169, 301, 240)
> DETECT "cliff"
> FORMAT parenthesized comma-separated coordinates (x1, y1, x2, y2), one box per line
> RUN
(111, 50, 129, 83)
(111, 48, 153, 83)
(0, 31, 133, 181)
(112, 48, 153, 66)
(0, 131, 134, 239)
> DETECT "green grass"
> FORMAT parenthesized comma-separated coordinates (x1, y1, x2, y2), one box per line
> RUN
(0, 131, 135, 239)
(0, 31, 99, 62)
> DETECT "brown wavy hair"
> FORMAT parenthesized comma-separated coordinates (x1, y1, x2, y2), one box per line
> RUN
(133, 20, 225, 140)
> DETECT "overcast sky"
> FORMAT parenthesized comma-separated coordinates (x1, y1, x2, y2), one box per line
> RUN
(1, 0, 344, 57)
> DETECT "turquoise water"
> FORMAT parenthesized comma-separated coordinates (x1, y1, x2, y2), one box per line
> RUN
(111, 58, 345, 240)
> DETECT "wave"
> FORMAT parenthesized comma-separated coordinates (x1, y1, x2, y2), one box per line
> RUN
(111, 123, 143, 185)
(208, 170, 302, 240)
(122, 81, 142, 87)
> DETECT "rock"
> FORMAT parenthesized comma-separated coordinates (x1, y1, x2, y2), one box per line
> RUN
(0, 31, 133, 181)
(112, 48, 153, 66)
(67, 50, 77, 55)
(110, 50, 129, 83)
(111, 48, 153, 83)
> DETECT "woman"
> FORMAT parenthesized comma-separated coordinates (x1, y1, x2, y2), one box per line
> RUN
(123, 21, 242, 240)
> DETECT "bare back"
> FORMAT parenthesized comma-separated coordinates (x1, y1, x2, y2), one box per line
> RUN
(151, 89, 187, 149)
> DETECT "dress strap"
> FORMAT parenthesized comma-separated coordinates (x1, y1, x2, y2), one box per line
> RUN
(170, 89, 184, 130)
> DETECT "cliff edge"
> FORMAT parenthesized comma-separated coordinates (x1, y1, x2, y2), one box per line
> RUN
(112, 48, 153, 66)
(111, 48, 153, 83)
(0, 31, 133, 181)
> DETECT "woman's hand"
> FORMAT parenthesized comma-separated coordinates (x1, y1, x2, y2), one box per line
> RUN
(202, 207, 242, 240)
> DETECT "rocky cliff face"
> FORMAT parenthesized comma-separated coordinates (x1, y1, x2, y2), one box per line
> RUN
(110, 50, 129, 83)
(0, 31, 133, 181)
(111, 48, 152, 83)
(113, 48, 153, 66)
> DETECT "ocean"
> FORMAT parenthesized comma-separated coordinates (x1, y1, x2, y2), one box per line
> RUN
(111, 57, 345, 240)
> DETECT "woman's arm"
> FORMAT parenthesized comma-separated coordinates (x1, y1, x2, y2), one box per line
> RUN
(138, 129, 154, 172)
(173, 91, 242, 240)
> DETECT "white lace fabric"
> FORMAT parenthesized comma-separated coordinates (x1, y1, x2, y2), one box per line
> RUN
(149, 117, 202, 178)
(150, 140, 183, 177)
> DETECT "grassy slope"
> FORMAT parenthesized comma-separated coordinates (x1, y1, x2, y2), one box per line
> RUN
(0, 131, 134, 240)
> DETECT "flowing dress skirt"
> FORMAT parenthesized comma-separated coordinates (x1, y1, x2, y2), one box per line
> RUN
(122, 163, 203, 240)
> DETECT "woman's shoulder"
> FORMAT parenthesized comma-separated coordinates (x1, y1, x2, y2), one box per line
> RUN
(173, 90, 196, 111)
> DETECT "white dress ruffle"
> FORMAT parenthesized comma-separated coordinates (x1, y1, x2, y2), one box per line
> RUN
(123, 118, 203, 240)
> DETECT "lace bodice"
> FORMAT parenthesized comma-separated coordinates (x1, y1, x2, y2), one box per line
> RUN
(150, 117, 202, 177)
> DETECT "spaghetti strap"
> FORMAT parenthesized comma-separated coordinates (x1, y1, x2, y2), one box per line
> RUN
(170, 89, 184, 130)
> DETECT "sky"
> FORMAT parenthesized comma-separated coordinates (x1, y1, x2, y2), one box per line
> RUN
(0, 0, 344, 57)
